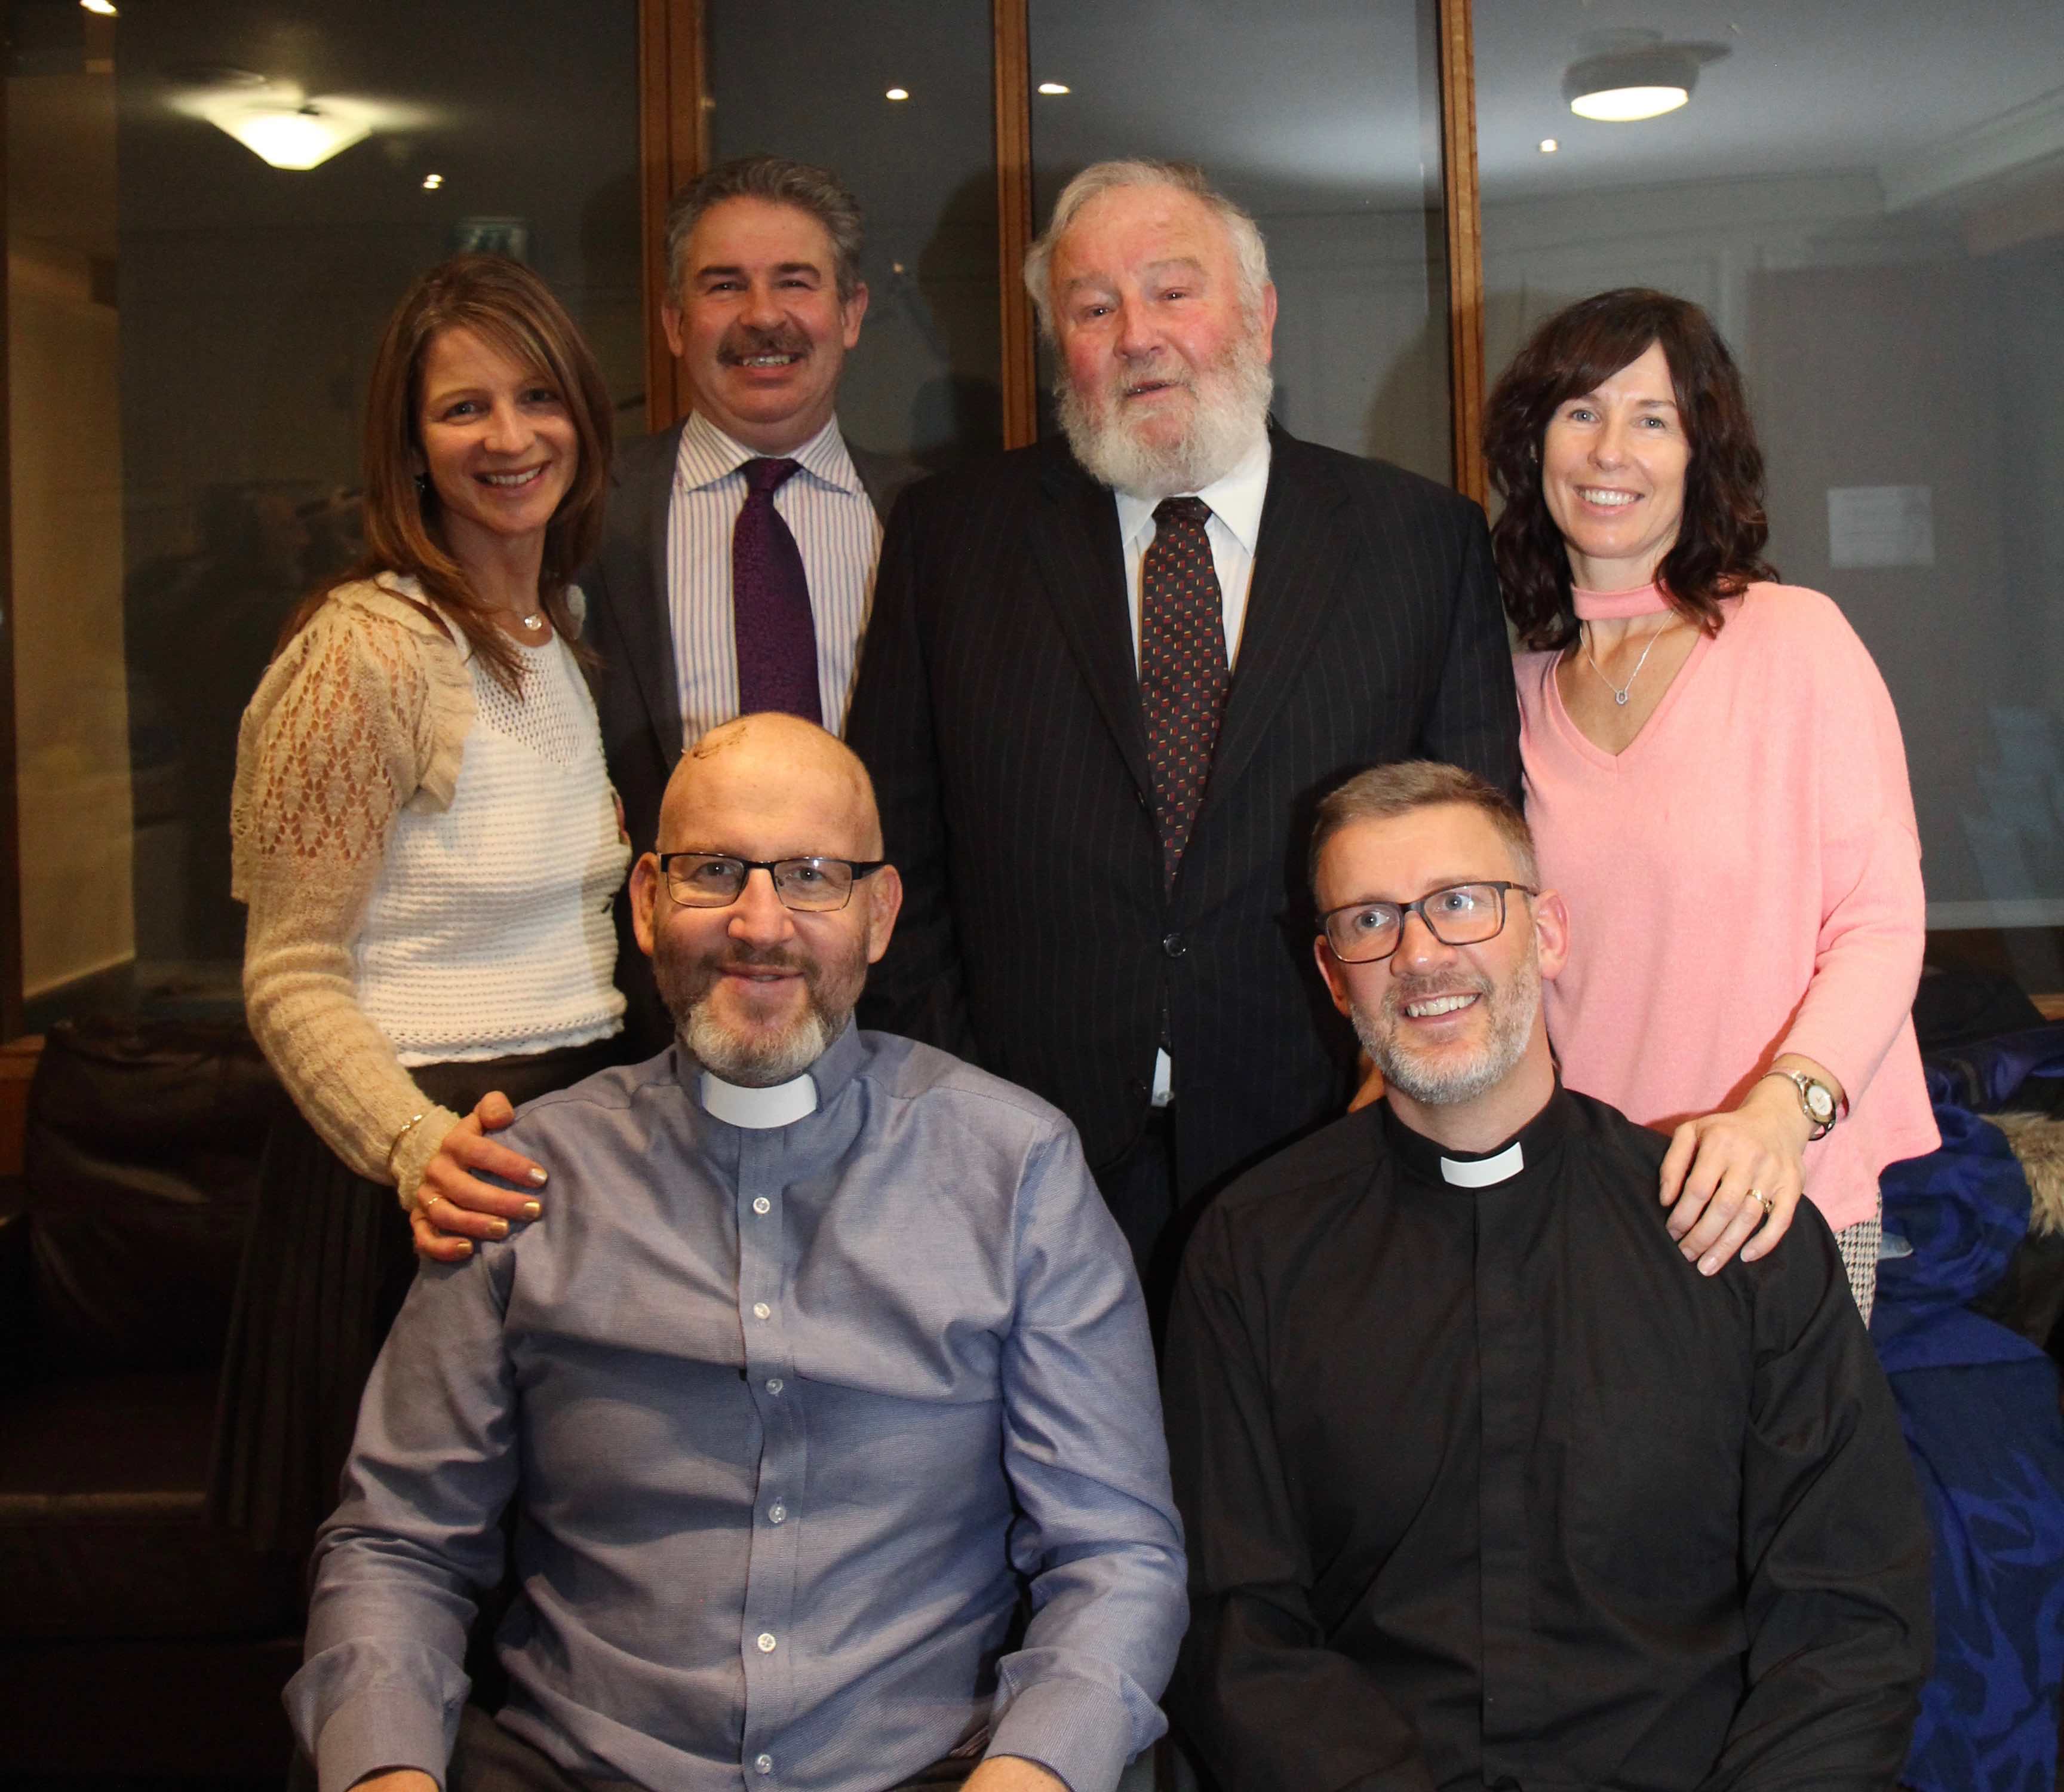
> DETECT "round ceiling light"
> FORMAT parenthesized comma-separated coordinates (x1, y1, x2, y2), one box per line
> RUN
(1563, 45, 1715, 122)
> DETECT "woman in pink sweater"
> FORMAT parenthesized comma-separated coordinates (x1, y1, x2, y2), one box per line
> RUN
(1484, 289, 1936, 1318)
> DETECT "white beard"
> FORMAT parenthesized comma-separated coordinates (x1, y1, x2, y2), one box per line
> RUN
(680, 999, 834, 1089)
(1056, 325, 1273, 499)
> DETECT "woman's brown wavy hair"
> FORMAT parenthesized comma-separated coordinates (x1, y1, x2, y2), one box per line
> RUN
(1484, 288, 1776, 652)
(283, 254, 613, 691)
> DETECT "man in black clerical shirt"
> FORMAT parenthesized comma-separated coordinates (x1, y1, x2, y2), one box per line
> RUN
(1163, 761, 1931, 1792)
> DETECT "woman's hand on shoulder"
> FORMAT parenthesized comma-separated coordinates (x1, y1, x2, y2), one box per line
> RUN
(410, 1093, 549, 1262)
(1656, 1078, 1813, 1275)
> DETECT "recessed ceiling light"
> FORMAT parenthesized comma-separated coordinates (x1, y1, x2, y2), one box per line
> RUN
(215, 102, 370, 170)
(80, 0, 118, 14)
(885, 87, 910, 102)
(422, 173, 443, 190)
(1538, 138, 1559, 153)
(1037, 82, 1070, 96)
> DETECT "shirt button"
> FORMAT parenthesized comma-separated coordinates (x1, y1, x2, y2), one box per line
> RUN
(757, 1631, 778, 1653)
(769, 1502, 787, 1523)
(1161, 931, 1185, 958)
(766, 1377, 784, 1394)
(752, 1302, 771, 1320)
(755, 1756, 773, 1776)
(752, 1196, 771, 1215)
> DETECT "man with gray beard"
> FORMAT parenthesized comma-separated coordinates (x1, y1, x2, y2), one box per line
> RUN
(1162, 761, 1930, 1792)
(286, 714, 1185, 1792)
(846, 159, 1519, 1304)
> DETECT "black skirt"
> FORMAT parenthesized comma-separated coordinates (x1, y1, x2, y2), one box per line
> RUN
(208, 1036, 629, 1556)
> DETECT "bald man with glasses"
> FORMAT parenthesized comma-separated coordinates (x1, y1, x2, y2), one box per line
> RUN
(288, 714, 1184, 1792)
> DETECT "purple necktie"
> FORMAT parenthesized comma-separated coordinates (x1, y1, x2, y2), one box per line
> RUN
(732, 456, 822, 723)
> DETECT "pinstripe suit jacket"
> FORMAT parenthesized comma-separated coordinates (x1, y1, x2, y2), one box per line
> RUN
(846, 428, 1521, 1201)
(579, 420, 922, 1049)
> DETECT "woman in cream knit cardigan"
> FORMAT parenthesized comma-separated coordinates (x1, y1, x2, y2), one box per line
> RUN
(211, 257, 631, 1550)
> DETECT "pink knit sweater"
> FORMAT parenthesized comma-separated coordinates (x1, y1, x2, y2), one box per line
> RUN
(1516, 583, 1938, 1231)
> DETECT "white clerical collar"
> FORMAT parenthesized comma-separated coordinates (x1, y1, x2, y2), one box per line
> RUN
(699, 1069, 819, 1130)
(1439, 1140, 1526, 1187)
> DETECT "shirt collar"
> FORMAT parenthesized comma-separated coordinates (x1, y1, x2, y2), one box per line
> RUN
(675, 1017, 867, 1129)
(675, 410, 863, 499)
(1381, 1085, 1575, 1191)
(1114, 431, 1273, 554)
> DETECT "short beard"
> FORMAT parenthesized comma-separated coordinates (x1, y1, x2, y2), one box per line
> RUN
(1055, 320, 1273, 499)
(655, 937, 865, 1088)
(1354, 943, 1542, 1109)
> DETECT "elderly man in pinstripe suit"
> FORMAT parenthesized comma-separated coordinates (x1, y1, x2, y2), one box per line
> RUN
(846, 160, 1520, 1305)
(580, 156, 922, 1051)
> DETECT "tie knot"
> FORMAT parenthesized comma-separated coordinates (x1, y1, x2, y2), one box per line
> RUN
(744, 456, 802, 498)
(1154, 496, 1212, 530)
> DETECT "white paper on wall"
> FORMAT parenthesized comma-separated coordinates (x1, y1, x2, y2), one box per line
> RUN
(1828, 485, 1934, 569)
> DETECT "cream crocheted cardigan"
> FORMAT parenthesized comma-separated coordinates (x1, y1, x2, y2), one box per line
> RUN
(231, 577, 478, 1204)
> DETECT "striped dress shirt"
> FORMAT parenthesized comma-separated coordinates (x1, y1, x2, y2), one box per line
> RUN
(666, 411, 884, 739)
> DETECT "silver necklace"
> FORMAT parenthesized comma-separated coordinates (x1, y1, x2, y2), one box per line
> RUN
(1583, 620, 1675, 706)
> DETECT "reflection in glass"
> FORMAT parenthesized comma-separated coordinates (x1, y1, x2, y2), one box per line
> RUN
(1028, 0, 1451, 483)
(1476, 0, 2064, 973)
(705, 0, 1002, 472)
(6, 0, 640, 1022)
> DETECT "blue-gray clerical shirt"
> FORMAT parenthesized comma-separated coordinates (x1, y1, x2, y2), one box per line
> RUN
(287, 1025, 1186, 1792)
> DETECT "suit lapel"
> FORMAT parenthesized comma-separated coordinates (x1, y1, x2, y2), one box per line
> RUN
(1208, 431, 1356, 801)
(619, 424, 687, 768)
(1030, 445, 1153, 802)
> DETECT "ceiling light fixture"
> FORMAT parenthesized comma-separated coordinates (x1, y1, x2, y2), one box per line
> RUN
(214, 101, 371, 169)
(885, 87, 910, 102)
(422, 173, 443, 190)
(80, 0, 118, 14)
(1037, 82, 1070, 96)
(1563, 41, 1725, 123)
(1538, 138, 1559, 153)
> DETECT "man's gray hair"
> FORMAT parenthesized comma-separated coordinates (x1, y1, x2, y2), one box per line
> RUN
(665, 155, 865, 305)
(1022, 159, 1271, 335)
(1309, 762, 1539, 895)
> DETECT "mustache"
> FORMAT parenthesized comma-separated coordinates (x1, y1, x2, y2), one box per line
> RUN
(718, 323, 812, 364)
(712, 943, 811, 975)
(1385, 972, 1489, 1008)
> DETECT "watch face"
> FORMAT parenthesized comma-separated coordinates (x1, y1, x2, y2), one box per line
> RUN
(1805, 1082, 1836, 1122)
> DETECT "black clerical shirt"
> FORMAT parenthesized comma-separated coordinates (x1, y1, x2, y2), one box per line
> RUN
(1164, 1088, 1930, 1792)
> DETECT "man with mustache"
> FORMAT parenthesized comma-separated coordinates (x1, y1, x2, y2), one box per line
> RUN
(580, 155, 920, 1055)
(1162, 760, 1931, 1792)
(846, 160, 1519, 1305)
(287, 713, 1185, 1792)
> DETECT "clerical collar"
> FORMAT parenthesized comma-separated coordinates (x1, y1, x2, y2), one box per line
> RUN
(699, 1070, 818, 1129)
(1381, 1087, 1574, 1190)
(681, 1020, 865, 1128)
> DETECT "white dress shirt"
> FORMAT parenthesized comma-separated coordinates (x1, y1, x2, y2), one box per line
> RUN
(666, 412, 884, 740)
(1110, 431, 1273, 1106)
(1113, 432, 1273, 672)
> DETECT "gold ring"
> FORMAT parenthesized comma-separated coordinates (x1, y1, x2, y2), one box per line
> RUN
(1748, 1188, 1773, 1217)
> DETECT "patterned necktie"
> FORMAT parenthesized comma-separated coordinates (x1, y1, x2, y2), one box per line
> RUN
(1141, 496, 1230, 890)
(732, 456, 822, 723)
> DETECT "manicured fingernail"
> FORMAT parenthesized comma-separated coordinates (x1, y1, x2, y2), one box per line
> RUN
(455, 1241, 474, 1257)
(490, 1220, 509, 1239)
(528, 1168, 549, 1186)
(523, 1201, 542, 1221)
(1699, 1255, 1719, 1275)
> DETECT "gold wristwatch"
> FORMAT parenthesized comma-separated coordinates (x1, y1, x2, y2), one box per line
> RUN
(1763, 1069, 1837, 1140)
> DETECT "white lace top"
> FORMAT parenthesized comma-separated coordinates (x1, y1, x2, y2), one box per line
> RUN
(231, 576, 630, 1201)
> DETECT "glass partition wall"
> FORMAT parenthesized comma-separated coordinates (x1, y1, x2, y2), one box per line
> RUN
(6, 0, 642, 1027)
(1473, 0, 2064, 985)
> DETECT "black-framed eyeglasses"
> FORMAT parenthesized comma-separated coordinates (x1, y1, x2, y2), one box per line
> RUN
(1318, 880, 1536, 963)
(658, 851, 887, 913)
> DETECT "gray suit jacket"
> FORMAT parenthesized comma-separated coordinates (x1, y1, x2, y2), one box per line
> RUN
(579, 419, 922, 1048)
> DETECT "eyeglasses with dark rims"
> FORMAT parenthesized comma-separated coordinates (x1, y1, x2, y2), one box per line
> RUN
(1318, 880, 1537, 964)
(657, 851, 888, 913)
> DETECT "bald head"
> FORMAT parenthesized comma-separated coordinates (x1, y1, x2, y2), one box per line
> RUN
(661, 713, 883, 861)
